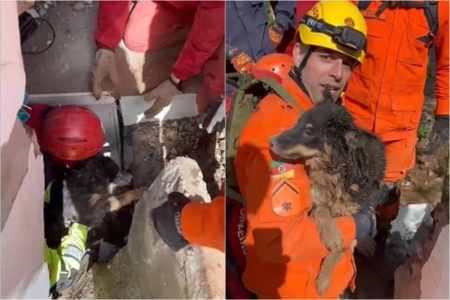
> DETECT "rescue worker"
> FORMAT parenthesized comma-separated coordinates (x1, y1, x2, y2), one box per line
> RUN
(234, 1, 371, 298)
(225, 1, 297, 118)
(343, 0, 449, 255)
(24, 105, 108, 295)
(226, 1, 297, 74)
(92, 1, 224, 118)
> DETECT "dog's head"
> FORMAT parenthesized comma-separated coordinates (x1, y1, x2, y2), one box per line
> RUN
(270, 98, 355, 160)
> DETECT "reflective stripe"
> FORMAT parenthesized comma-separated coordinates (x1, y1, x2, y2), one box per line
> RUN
(61, 245, 83, 269)
(44, 181, 53, 204)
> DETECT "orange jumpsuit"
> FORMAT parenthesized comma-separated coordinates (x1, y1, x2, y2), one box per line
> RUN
(180, 195, 225, 252)
(344, 0, 449, 183)
(235, 75, 357, 299)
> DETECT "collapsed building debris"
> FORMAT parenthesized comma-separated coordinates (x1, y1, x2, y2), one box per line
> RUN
(61, 157, 224, 299)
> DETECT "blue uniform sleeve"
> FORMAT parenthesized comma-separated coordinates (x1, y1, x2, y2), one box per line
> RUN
(273, 1, 297, 31)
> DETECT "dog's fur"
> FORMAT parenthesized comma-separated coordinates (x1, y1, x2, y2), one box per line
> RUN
(270, 92, 386, 294)
(64, 155, 144, 228)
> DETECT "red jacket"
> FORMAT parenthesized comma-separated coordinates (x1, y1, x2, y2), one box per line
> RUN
(94, 1, 224, 80)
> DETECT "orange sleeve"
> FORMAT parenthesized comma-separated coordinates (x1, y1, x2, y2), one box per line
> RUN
(435, 1, 449, 116)
(180, 196, 225, 252)
(235, 96, 356, 264)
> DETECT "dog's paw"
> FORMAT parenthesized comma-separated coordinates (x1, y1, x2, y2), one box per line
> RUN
(316, 272, 331, 295)
(320, 225, 342, 252)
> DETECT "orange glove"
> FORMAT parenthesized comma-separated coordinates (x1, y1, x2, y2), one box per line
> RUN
(227, 47, 255, 74)
(268, 22, 284, 47)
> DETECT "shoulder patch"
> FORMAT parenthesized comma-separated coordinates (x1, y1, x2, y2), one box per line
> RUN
(271, 180, 301, 217)
(270, 160, 295, 179)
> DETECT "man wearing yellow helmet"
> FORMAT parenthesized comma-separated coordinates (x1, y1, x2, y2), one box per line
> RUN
(234, 1, 370, 298)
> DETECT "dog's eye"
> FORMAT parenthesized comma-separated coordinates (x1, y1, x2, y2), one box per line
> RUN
(304, 128, 313, 137)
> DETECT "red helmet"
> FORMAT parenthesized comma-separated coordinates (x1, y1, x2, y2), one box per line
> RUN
(252, 53, 294, 82)
(41, 106, 105, 161)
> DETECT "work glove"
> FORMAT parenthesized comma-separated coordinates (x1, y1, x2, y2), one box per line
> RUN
(353, 211, 375, 240)
(428, 115, 449, 150)
(268, 22, 285, 47)
(143, 76, 182, 118)
(151, 192, 190, 251)
(227, 46, 255, 74)
(92, 48, 119, 100)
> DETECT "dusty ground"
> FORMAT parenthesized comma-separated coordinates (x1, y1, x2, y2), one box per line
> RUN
(23, 1, 97, 93)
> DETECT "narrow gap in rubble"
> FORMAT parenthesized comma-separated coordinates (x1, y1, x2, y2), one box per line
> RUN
(116, 99, 126, 170)
(43, 152, 138, 281)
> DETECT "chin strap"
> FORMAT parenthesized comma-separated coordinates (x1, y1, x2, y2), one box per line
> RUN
(290, 46, 314, 100)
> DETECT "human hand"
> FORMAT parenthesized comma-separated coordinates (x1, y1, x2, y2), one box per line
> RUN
(268, 22, 285, 47)
(229, 50, 255, 74)
(92, 48, 119, 99)
(144, 78, 182, 118)
(151, 192, 190, 251)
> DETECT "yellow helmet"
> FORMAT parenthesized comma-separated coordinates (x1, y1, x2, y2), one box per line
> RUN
(298, 1, 367, 64)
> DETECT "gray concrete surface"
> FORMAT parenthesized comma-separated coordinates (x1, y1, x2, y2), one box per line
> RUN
(23, 1, 98, 94)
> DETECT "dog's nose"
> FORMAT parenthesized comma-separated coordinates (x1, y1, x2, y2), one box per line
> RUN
(269, 138, 276, 149)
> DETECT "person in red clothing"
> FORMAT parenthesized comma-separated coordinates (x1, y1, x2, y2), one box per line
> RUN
(234, 1, 370, 298)
(92, 1, 224, 117)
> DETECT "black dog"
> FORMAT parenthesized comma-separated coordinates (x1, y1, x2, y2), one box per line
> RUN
(44, 155, 144, 254)
(270, 93, 386, 294)
(64, 155, 144, 228)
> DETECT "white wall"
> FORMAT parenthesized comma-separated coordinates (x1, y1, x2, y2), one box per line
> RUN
(1, 1, 49, 298)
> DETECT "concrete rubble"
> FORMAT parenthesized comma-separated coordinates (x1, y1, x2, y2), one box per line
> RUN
(64, 157, 224, 299)
(129, 116, 205, 188)
(128, 114, 225, 199)
(393, 161, 449, 299)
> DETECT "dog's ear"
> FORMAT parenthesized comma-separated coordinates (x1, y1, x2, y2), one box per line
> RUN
(344, 131, 361, 150)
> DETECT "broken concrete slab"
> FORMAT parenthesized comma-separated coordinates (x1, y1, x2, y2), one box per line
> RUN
(120, 93, 199, 126)
(67, 157, 223, 299)
(127, 116, 204, 187)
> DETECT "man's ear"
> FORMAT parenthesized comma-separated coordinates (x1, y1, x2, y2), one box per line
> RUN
(293, 43, 302, 68)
